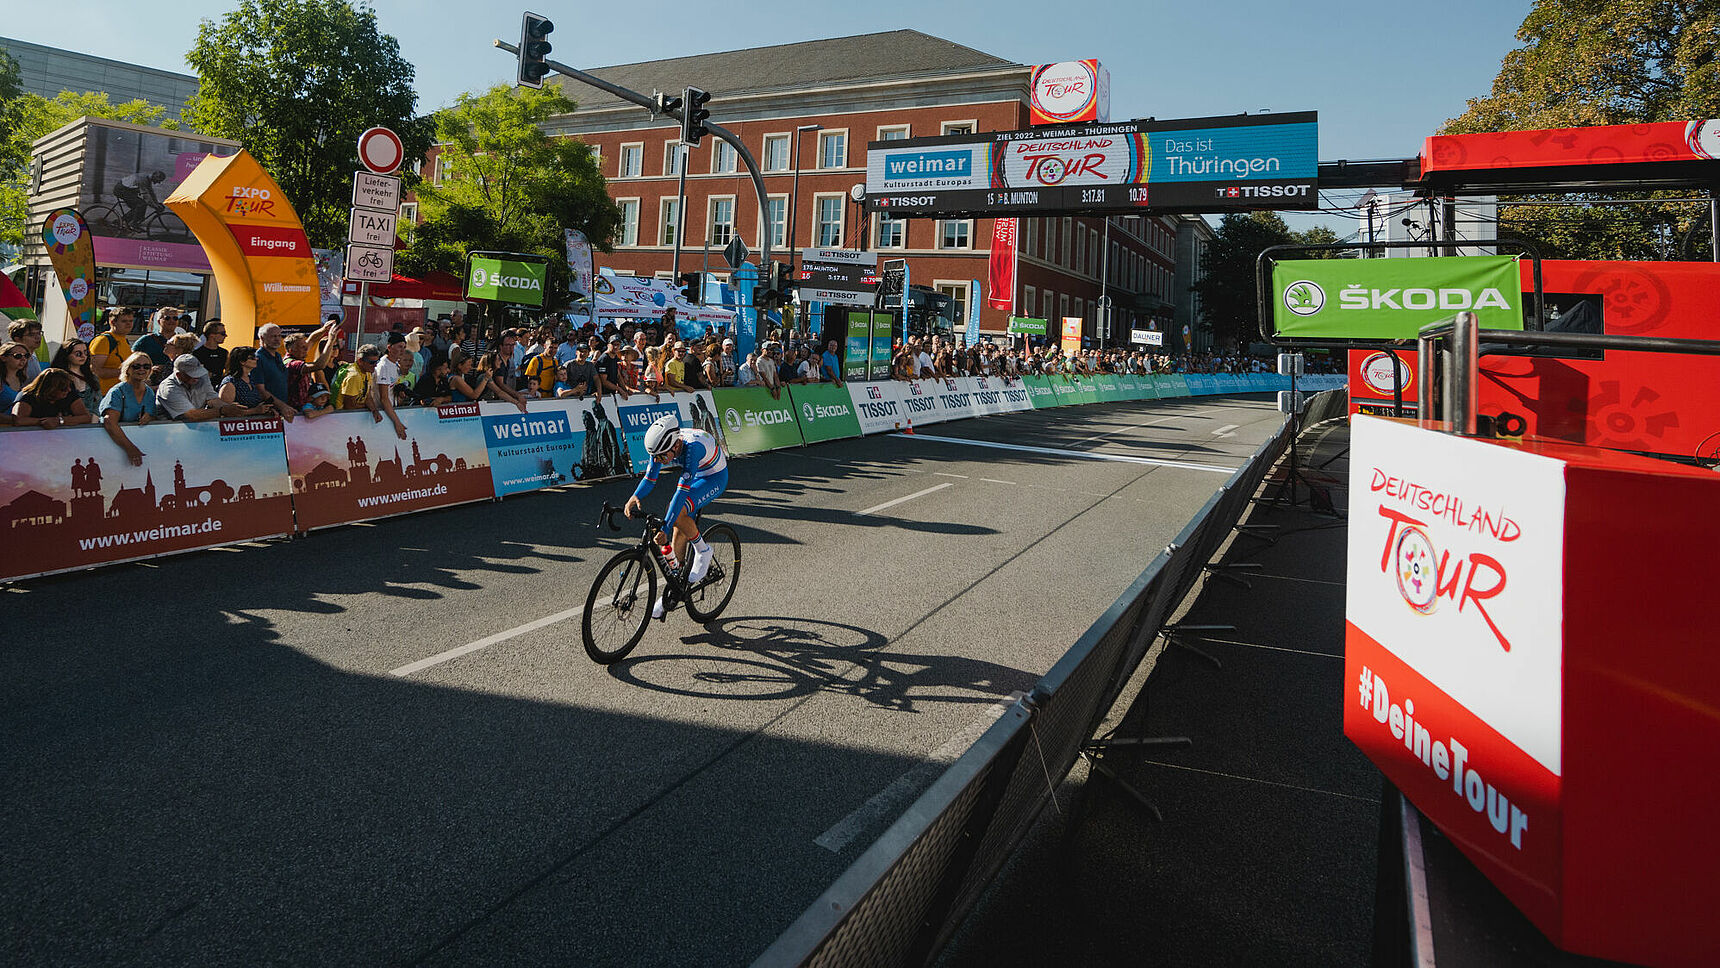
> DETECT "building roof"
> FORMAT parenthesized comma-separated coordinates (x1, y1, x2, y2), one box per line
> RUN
(556, 29, 1019, 112)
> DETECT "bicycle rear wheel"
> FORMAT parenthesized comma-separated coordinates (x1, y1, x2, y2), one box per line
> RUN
(684, 523, 741, 622)
(582, 549, 657, 664)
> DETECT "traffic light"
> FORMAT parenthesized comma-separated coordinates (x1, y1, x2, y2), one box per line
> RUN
(517, 12, 554, 88)
(679, 271, 704, 305)
(681, 87, 711, 146)
(767, 261, 793, 308)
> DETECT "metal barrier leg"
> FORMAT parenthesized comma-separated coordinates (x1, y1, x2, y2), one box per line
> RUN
(1162, 622, 1231, 670)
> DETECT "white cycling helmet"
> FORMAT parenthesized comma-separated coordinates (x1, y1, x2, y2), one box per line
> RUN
(642, 413, 681, 457)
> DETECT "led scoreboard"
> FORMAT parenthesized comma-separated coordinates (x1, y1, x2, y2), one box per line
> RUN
(864, 112, 1317, 218)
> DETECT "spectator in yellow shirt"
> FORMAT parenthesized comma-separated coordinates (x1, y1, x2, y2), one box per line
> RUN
(88, 307, 136, 393)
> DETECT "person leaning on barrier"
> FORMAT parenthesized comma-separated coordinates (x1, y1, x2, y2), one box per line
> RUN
(735, 351, 760, 388)
(100, 352, 159, 465)
(220, 346, 294, 420)
(562, 343, 597, 398)
(51, 339, 101, 414)
(756, 342, 782, 398)
(369, 335, 412, 439)
(412, 358, 453, 406)
(1, 341, 32, 420)
(8, 319, 45, 380)
(12, 368, 94, 429)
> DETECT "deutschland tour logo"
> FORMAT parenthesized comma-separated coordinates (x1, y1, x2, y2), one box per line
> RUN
(1393, 524, 1440, 614)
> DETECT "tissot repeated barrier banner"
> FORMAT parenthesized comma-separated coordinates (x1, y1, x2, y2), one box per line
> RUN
(1272, 255, 1525, 340)
(0, 420, 295, 582)
(864, 112, 1318, 218)
(166, 150, 320, 348)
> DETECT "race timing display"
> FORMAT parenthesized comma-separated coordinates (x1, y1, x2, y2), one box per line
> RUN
(864, 112, 1318, 218)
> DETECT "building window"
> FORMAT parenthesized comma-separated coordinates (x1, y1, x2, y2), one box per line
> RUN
(876, 212, 904, 249)
(942, 121, 975, 136)
(619, 143, 643, 178)
(1023, 285, 1036, 318)
(712, 141, 737, 173)
(1074, 226, 1085, 273)
(397, 202, 417, 240)
(1061, 217, 1072, 266)
(708, 196, 736, 246)
(939, 219, 971, 249)
(765, 195, 787, 249)
(814, 195, 844, 247)
(659, 198, 680, 246)
(1091, 229, 1101, 276)
(1059, 293, 1070, 321)
(878, 124, 910, 142)
(1022, 218, 1036, 259)
(763, 134, 790, 172)
(935, 282, 970, 330)
(663, 141, 682, 176)
(818, 130, 847, 169)
(618, 199, 639, 246)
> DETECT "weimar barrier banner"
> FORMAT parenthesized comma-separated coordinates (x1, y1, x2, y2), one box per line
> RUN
(283, 404, 492, 530)
(0, 419, 294, 581)
(481, 399, 597, 497)
(610, 391, 724, 469)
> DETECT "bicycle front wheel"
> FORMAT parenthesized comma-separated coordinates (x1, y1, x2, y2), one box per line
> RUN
(684, 523, 741, 622)
(582, 549, 657, 664)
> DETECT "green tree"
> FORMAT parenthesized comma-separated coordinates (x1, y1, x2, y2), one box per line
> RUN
(184, 0, 431, 249)
(1443, 0, 1720, 260)
(1192, 213, 1350, 349)
(0, 92, 177, 250)
(399, 84, 619, 313)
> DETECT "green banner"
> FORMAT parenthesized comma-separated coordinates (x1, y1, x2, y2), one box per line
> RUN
(871, 322, 893, 380)
(1049, 377, 1086, 406)
(467, 255, 548, 306)
(1007, 316, 1049, 336)
(1272, 255, 1523, 340)
(1022, 375, 1059, 409)
(845, 312, 873, 382)
(788, 383, 863, 444)
(711, 387, 803, 454)
(1092, 375, 1128, 403)
(1156, 375, 1190, 397)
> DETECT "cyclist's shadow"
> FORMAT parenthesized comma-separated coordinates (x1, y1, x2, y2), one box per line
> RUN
(607, 615, 1032, 712)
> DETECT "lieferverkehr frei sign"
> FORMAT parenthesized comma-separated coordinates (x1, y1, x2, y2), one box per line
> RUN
(1272, 255, 1525, 340)
(467, 256, 547, 307)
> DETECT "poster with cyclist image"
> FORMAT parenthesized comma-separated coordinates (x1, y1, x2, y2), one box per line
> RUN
(610, 391, 728, 469)
(77, 122, 239, 271)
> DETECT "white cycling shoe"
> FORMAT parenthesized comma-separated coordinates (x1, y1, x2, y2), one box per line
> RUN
(652, 595, 666, 619)
(687, 547, 714, 584)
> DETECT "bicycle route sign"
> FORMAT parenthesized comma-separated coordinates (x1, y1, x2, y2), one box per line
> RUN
(345, 243, 393, 282)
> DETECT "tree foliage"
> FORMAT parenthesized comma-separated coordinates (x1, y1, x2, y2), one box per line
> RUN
(1442, 0, 1720, 260)
(184, 0, 432, 249)
(398, 84, 619, 310)
(1, 92, 177, 250)
(1193, 212, 1350, 349)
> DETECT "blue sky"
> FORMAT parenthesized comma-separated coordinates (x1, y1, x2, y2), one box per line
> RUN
(10, 0, 1533, 234)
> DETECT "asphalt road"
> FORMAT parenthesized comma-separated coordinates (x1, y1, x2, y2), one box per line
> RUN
(2, 395, 1285, 967)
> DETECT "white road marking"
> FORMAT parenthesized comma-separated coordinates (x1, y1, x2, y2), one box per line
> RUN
(1212, 424, 1240, 438)
(857, 482, 954, 516)
(979, 478, 1016, 485)
(391, 604, 590, 676)
(897, 433, 1237, 474)
(815, 695, 1020, 853)
(934, 472, 969, 479)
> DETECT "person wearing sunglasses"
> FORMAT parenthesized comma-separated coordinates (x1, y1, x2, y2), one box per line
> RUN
(99, 352, 160, 465)
(0, 340, 32, 421)
(624, 413, 728, 619)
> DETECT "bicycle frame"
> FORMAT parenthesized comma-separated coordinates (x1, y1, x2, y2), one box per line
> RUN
(598, 502, 691, 610)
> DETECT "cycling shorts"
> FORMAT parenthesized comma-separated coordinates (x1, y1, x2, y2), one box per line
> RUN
(664, 467, 726, 531)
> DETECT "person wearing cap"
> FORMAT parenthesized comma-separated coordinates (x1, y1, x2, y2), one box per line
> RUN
(368, 333, 412, 439)
(154, 352, 229, 421)
(716, 338, 738, 386)
(662, 342, 695, 393)
(339, 343, 382, 412)
(757, 341, 782, 399)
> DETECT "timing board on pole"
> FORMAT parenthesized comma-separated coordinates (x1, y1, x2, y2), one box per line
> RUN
(796, 248, 879, 308)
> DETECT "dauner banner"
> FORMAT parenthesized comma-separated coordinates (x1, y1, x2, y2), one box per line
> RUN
(166, 150, 319, 348)
(1273, 256, 1525, 340)
(0, 420, 294, 581)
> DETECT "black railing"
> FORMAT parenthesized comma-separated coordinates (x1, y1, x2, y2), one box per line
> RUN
(753, 389, 1344, 967)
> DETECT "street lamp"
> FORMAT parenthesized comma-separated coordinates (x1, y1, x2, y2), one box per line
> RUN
(786, 123, 822, 338)
(849, 183, 866, 251)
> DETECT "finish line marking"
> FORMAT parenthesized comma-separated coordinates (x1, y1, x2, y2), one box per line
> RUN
(815, 693, 1022, 853)
(896, 433, 1237, 474)
(391, 604, 589, 676)
(858, 482, 954, 516)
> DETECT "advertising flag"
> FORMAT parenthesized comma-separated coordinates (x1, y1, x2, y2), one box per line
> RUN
(165, 150, 320, 349)
(986, 218, 1017, 311)
(565, 229, 595, 305)
(845, 312, 873, 382)
(1061, 316, 1083, 354)
(1273, 256, 1524, 340)
(40, 209, 99, 342)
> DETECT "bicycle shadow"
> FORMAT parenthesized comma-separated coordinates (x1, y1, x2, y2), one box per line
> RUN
(607, 615, 1032, 712)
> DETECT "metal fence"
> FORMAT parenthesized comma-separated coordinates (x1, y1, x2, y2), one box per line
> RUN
(753, 389, 1345, 967)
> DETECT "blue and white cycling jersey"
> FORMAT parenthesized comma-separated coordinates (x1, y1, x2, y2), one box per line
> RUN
(632, 428, 727, 528)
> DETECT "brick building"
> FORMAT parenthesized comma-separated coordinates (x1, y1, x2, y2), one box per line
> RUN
(499, 30, 1195, 347)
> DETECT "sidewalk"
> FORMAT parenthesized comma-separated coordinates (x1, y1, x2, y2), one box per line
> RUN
(940, 420, 1381, 967)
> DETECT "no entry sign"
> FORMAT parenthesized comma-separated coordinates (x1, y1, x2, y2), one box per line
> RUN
(357, 126, 404, 175)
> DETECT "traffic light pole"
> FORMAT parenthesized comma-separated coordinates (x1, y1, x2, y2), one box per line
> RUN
(495, 38, 775, 269)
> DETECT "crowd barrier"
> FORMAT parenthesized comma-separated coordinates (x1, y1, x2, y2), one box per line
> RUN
(0, 373, 1343, 582)
(752, 386, 1346, 968)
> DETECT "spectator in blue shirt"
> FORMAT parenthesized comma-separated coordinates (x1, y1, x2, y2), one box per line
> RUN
(821, 340, 844, 386)
(100, 352, 158, 465)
